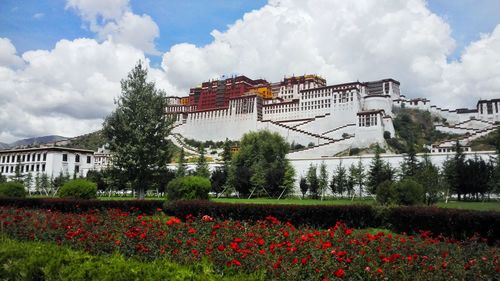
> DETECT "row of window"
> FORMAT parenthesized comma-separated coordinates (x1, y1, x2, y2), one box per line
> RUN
(0, 163, 46, 173)
(1, 153, 47, 164)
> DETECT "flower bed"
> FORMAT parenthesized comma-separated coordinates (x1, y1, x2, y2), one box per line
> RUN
(0, 207, 498, 280)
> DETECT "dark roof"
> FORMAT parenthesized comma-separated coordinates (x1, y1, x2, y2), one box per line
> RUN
(0, 146, 94, 154)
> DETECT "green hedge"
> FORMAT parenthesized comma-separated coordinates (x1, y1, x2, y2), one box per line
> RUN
(58, 179, 97, 199)
(0, 238, 263, 281)
(166, 176, 210, 200)
(0, 182, 26, 198)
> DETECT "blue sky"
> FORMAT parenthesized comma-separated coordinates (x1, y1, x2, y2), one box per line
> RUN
(2, 0, 499, 62)
(0, 0, 267, 65)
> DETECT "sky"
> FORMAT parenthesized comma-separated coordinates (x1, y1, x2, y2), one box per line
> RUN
(0, 0, 499, 143)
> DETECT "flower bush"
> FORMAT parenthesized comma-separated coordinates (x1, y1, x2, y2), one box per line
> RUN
(0, 207, 498, 280)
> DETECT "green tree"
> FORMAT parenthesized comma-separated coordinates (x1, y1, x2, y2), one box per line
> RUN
(52, 171, 70, 195)
(346, 164, 356, 198)
(414, 154, 442, 205)
(195, 145, 210, 178)
(442, 141, 466, 200)
(11, 159, 24, 183)
(352, 159, 365, 198)
(306, 164, 319, 199)
(299, 176, 309, 199)
(330, 162, 347, 197)
(400, 145, 418, 179)
(222, 138, 232, 174)
(367, 145, 394, 195)
(176, 149, 187, 177)
(279, 162, 296, 199)
(40, 173, 51, 196)
(103, 61, 173, 199)
(318, 162, 328, 200)
(25, 172, 33, 195)
(210, 167, 226, 197)
(0, 170, 6, 183)
(227, 130, 290, 198)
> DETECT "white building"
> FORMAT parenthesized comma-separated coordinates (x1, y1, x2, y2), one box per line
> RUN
(0, 147, 95, 179)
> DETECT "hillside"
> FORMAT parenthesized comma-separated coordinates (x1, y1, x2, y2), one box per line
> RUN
(62, 130, 107, 151)
(387, 108, 458, 153)
(9, 135, 68, 148)
(0, 142, 9, 149)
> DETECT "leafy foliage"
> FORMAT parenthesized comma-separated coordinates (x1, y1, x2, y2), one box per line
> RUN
(227, 130, 292, 198)
(58, 179, 97, 199)
(103, 61, 173, 199)
(195, 145, 210, 178)
(166, 176, 211, 201)
(0, 182, 26, 198)
(367, 145, 394, 194)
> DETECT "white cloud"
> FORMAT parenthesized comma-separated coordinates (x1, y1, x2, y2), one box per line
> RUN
(33, 13, 45, 19)
(66, 0, 159, 55)
(0, 38, 24, 68)
(0, 37, 170, 143)
(161, 0, 499, 108)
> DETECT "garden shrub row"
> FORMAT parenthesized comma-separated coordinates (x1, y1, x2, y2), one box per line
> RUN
(0, 197, 163, 214)
(165, 200, 500, 244)
(0, 238, 261, 281)
(164, 200, 381, 229)
(0, 198, 498, 243)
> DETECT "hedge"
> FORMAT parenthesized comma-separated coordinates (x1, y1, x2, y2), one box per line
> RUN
(164, 200, 380, 229)
(165, 200, 500, 244)
(0, 182, 26, 198)
(58, 179, 97, 199)
(0, 238, 262, 281)
(0, 198, 498, 243)
(0, 198, 163, 214)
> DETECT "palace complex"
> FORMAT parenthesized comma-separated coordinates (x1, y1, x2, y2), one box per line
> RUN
(165, 74, 499, 159)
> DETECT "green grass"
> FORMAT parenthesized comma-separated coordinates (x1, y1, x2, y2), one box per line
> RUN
(212, 197, 500, 211)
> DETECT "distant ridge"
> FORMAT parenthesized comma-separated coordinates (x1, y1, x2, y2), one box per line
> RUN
(0, 142, 10, 149)
(5, 135, 68, 149)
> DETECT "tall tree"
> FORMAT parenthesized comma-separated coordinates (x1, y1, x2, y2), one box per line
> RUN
(331, 162, 347, 197)
(367, 145, 393, 195)
(279, 162, 296, 199)
(414, 154, 441, 205)
(299, 176, 309, 199)
(210, 167, 226, 197)
(103, 61, 173, 199)
(11, 159, 24, 183)
(347, 164, 356, 199)
(227, 130, 290, 198)
(306, 164, 319, 199)
(318, 162, 328, 200)
(25, 172, 33, 195)
(222, 138, 232, 174)
(195, 145, 210, 178)
(176, 149, 187, 177)
(400, 145, 418, 179)
(0, 169, 6, 183)
(352, 159, 365, 198)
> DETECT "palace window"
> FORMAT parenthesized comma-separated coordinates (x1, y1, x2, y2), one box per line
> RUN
(62, 154, 68, 162)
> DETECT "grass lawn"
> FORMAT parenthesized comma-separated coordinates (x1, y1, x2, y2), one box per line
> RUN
(212, 197, 500, 211)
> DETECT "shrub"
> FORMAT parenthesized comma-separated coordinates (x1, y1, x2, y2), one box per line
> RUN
(58, 179, 97, 199)
(376, 181, 397, 206)
(0, 197, 163, 214)
(166, 176, 210, 201)
(394, 179, 424, 205)
(0, 182, 26, 198)
(164, 200, 379, 229)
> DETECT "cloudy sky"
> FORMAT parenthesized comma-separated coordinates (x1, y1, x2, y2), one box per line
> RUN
(1, 0, 500, 143)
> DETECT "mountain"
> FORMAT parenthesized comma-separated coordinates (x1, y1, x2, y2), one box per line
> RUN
(0, 142, 10, 150)
(9, 135, 68, 148)
(62, 130, 106, 151)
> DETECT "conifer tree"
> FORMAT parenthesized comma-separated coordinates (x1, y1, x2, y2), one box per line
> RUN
(331, 162, 347, 197)
(195, 145, 210, 178)
(367, 145, 393, 194)
(103, 61, 173, 199)
(352, 159, 365, 198)
(306, 164, 319, 199)
(415, 154, 441, 205)
(0, 170, 6, 183)
(25, 172, 33, 195)
(299, 176, 309, 199)
(176, 149, 187, 177)
(318, 162, 328, 200)
(279, 162, 296, 199)
(400, 144, 418, 179)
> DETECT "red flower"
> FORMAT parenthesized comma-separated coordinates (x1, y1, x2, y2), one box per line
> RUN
(334, 268, 345, 278)
(217, 244, 225, 251)
(188, 228, 196, 234)
(227, 259, 241, 267)
(166, 217, 181, 225)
